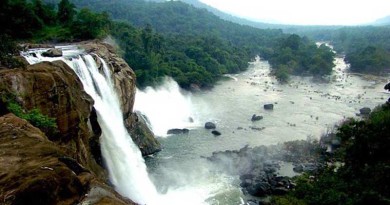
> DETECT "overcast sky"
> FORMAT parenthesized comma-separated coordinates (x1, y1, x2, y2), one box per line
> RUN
(198, 0, 390, 25)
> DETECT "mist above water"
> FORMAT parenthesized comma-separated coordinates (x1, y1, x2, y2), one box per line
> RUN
(134, 77, 201, 137)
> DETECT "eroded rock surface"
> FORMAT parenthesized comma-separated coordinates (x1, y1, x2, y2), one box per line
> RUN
(0, 114, 135, 205)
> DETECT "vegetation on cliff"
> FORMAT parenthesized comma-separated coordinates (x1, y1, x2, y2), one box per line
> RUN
(6, 100, 58, 135)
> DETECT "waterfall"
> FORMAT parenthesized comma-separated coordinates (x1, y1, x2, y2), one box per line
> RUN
(22, 47, 158, 204)
(134, 77, 200, 137)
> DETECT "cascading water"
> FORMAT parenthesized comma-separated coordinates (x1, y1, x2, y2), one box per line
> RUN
(134, 77, 201, 137)
(22, 47, 221, 205)
(22, 47, 158, 204)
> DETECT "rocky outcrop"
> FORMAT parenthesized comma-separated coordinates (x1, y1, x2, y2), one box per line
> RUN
(207, 140, 324, 201)
(126, 112, 161, 156)
(359, 107, 371, 115)
(0, 41, 160, 204)
(167, 128, 190, 135)
(42, 48, 63, 57)
(0, 114, 135, 205)
(80, 41, 160, 155)
(0, 60, 102, 175)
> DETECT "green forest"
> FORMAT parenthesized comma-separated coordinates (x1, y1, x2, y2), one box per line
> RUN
(297, 26, 390, 74)
(1, 0, 335, 88)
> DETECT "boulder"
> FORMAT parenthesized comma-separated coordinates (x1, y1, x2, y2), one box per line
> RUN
(331, 138, 341, 149)
(359, 107, 371, 115)
(167, 128, 190, 135)
(211, 130, 221, 136)
(126, 112, 161, 156)
(42, 48, 63, 57)
(205, 122, 216, 129)
(273, 187, 289, 195)
(264, 104, 274, 110)
(247, 182, 271, 197)
(251, 114, 264, 121)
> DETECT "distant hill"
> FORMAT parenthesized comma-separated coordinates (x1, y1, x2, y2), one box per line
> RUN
(147, 0, 349, 38)
(64, 0, 284, 47)
(372, 15, 390, 26)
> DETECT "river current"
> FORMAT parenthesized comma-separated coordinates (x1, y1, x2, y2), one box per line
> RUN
(136, 56, 389, 204)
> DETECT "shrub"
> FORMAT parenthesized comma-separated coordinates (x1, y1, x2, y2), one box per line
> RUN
(6, 101, 57, 135)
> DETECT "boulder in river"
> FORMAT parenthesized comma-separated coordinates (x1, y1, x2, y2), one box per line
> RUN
(251, 114, 263, 121)
(211, 130, 221, 136)
(359, 107, 371, 115)
(42, 48, 63, 57)
(167, 128, 189, 135)
(264, 104, 274, 110)
(205, 122, 216, 129)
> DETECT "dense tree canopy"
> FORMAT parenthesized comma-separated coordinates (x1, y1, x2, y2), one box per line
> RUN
(4, 0, 336, 87)
(0, 0, 109, 42)
(56, 0, 336, 86)
(269, 35, 335, 82)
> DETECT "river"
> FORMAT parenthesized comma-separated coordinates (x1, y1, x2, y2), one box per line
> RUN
(135, 56, 389, 204)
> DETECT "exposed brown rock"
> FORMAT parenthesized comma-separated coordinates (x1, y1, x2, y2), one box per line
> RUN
(42, 48, 63, 57)
(0, 114, 135, 205)
(0, 41, 159, 204)
(0, 60, 102, 176)
(126, 112, 161, 156)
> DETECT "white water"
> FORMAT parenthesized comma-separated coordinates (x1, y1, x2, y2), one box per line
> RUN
(22, 48, 158, 204)
(134, 77, 201, 137)
(22, 47, 220, 205)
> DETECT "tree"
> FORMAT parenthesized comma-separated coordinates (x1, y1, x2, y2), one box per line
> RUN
(32, 0, 56, 25)
(0, 34, 25, 69)
(71, 9, 110, 39)
(57, 0, 75, 25)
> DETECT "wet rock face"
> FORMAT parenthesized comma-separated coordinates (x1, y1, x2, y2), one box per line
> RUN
(126, 112, 161, 156)
(81, 42, 136, 118)
(42, 48, 63, 57)
(0, 114, 135, 205)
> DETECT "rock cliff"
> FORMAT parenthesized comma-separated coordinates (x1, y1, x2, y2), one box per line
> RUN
(0, 41, 160, 204)
(0, 114, 135, 205)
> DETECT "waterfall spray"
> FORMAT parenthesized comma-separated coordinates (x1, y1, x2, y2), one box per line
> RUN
(134, 77, 200, 137)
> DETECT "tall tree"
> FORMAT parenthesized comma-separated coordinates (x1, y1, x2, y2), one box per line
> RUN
(57, 0, 75, 25)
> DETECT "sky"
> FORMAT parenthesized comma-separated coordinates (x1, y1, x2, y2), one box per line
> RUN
(198, 0, 390, 25)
